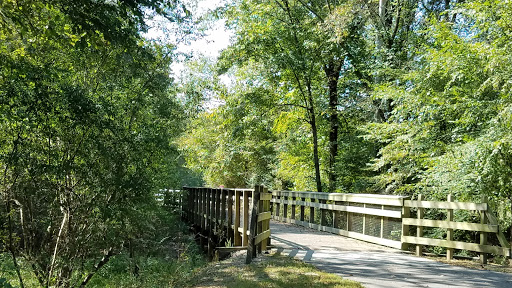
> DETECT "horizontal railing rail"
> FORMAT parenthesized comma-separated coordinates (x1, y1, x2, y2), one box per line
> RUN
(182, 186, 510, 264)
(271, 190, 408, 249)
(402, 195, 511, 262)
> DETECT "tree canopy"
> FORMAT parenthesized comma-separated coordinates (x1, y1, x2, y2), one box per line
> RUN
(4, 0, 512, 285)
(179, 0, 512, 240)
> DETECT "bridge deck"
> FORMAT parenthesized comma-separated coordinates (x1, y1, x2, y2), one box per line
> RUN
(270, 220, 512, 288)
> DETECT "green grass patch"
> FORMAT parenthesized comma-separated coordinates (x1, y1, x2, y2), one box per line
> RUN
(187, 253, 363, 288)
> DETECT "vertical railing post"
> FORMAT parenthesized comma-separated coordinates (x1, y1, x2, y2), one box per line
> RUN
(221, 189, 227, 229)
(195, 188, 200, 226)
(334, 201, 341, 229)
(234, 190, 242, 246)
(401, 197, 410, 250)
(416, 194, 424, 256)
(188, 188, 193, 222)
(300, 197, 305, 222)
(346, 202, 351, 232)
(257, 188, 264, 254)
(291, 196, 296, 220)
(215, 188, 221, 228)
(480, 195, 488, 264)
(207, 188, 214, 258)
(243, 190, 249, 246)
(181, 187, 186, 221)
(227, 189, 234, 244)
(276, 194, 281, 220)
(310, 197, 315, 225)
(320, 199, 327, 227)
(190, 188, 197, 224)
(446, 194, 454, 260)
(362, 203, 367, 235)
(201, 188, 206, 231)
(283, 195, 288, 220)
(246, 185, 261, 264)
(380, 205, 385, 239)
(263, 186, 270, 249)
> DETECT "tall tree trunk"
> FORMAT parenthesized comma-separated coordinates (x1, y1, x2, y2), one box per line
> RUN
(325, 60, 344, 193)
(311, 111, 322, 193)
(306, 82, 322, 192)
(374, 0, 389, 122)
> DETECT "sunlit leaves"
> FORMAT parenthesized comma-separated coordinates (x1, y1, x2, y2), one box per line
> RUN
(364, 2, 512, 229)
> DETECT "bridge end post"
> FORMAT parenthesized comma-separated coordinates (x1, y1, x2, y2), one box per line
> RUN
(246, 185, 261, 264)
(401, 196, 410, 251)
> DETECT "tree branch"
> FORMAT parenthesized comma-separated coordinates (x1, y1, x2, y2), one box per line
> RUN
(80, 248, 114, 287)
(296, 0, 325, 21)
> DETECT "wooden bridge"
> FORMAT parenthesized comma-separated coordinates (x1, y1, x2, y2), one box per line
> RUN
(181, 185, 271, 263)
(181, 186, 511, 264)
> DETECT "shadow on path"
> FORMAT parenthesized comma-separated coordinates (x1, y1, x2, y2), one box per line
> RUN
(270, 220, 512, 288)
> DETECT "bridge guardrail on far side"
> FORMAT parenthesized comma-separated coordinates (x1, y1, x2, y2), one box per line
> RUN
(270, 190, 511, 264)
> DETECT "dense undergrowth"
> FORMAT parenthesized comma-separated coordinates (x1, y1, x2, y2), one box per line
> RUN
(1, 205, 206, 288)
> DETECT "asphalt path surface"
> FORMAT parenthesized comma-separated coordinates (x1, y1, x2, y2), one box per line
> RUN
(270, 220, 512, 288)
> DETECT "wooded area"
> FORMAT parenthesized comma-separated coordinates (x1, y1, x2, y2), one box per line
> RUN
(2, 0, 512, 287)
(180, 0, 512, 261)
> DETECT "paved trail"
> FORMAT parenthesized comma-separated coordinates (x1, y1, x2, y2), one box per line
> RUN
(270, 220, 512, 288)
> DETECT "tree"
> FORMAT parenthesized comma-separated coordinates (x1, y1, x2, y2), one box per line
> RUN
(0, 0, 189, 286)
(221, 0, 370, 192)
(363, 0, 512, 235)
(179, 60, 278, 188)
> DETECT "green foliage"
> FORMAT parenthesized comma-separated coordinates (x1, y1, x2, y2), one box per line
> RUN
(179, 62, 278, 188)
(0, 278, 14, 288)
(0, 0, 196, 286)
(363, 1, 512, 232)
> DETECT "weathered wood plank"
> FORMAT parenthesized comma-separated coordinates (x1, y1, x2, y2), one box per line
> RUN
(415, 195, 424, 256)
(255, 229, 271, 245)
(234, 190, 242, 246)
(258, 211, 271, 222)
(485, 209, 511, 248)
(262, 186, 270, 250)
(402, 218, 498, 233)
(216, 246, 248, 252)
(243, 190, 249, 246)
(446, 194, 454, 260)
(401, 236, 510, 257)
(246, 186, 260, 263)
(271, 199, 401, 218)
(260, 193, 272, 201)
(271, 190, 406, 206)
(404, 200, 487, 211)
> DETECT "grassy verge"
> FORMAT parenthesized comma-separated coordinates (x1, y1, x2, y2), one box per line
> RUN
(186, 251, 363, 288)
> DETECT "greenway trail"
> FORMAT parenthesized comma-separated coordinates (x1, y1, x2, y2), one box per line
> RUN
(270, 220, 512, 288)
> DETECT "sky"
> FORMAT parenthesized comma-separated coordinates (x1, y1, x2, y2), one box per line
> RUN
(143, 0, 233, 77)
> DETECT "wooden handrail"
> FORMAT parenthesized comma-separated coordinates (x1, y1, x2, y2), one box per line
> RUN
(183, 187, 510, 263)
(182, 186, 272, 261)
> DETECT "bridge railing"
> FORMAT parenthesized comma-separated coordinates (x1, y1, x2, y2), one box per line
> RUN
(182, 186, 510, 263)
(402, 194, 511, 262)
(271, 190, 511, 263)
(182, 185, 271, 262)
(271, 190, 408, 249)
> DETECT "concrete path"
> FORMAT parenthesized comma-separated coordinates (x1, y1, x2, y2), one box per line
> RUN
(270, 220, 512, 288)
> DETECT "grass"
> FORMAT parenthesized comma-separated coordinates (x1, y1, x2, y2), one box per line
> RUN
(186, 252, 363, 288)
